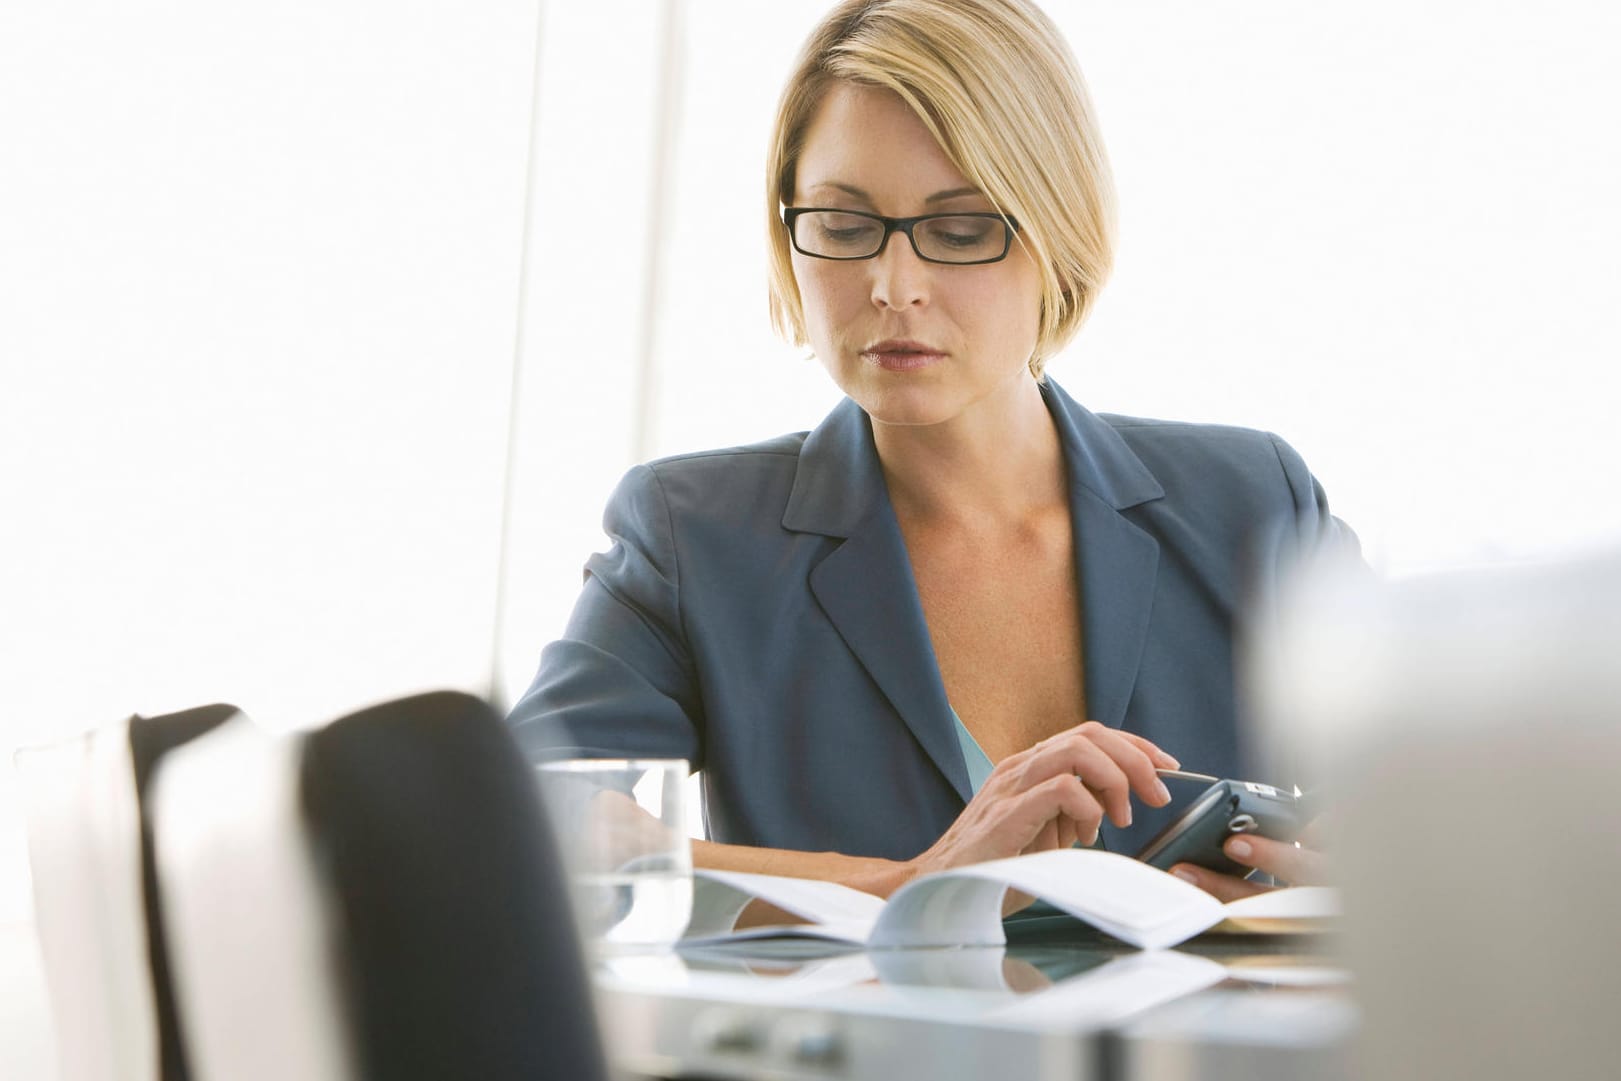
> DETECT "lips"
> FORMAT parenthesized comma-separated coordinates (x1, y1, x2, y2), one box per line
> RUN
(860, 339, 946, 372)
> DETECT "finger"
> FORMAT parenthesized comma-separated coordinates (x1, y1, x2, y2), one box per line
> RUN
(1017, 733, 1134, 827)
(1023, 819, 1059, 856)
(1168, 861, 1273, 903)
(1119, 730, 1181, 771)
(1053, 723, 1169, 820)
(1078, 723, 1175, 808)
(1014, 773, 1105, 847)
(1002, 887, 1038, 917)
(1055, 813, 1080, 851)
(1023, 815, 1072, 856)
(1030, 722, 1179, 770)
(1223, 835, 1331, 887)
(983, 773, 1100, 857)
(997, 726, 1168, 828)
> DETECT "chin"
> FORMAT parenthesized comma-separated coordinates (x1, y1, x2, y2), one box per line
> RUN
(844, 380, 965, 429)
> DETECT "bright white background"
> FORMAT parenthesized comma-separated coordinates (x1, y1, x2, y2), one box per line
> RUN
(3, 1, 1619, 1066)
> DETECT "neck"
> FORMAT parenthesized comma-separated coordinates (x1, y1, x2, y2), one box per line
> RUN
(872, 374, 1067, 528)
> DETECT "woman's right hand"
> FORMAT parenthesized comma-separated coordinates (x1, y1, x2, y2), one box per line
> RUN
(904, 721, 1180, 883)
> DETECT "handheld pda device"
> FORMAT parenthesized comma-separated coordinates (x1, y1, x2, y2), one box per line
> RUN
(1135, 771, 1307, 878)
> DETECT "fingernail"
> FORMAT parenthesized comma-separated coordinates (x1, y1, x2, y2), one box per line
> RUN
(1171, 868, 1197, 884)
(1227, 837, 1253, 860)
(1154, 780, 1171, 803)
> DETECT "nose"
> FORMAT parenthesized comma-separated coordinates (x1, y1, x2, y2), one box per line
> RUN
(868, 230, 930, 311)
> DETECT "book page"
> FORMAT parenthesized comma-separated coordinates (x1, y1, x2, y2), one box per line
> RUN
(1212, 885, 1340, 934)
(685, 854, 1339, 950)
(871, 850, 1225, 950)
(683, 869, 885, 944)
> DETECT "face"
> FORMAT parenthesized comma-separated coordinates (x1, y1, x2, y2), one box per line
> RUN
(789, 81, 1044, 430)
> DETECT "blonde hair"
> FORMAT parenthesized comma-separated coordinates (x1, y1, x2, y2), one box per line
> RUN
(765, 0, 1117, 380)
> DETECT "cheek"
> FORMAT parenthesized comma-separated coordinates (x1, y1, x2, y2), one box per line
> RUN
(953, 275, 1038, 340)
(792, 259, 858, 332)
(976, 266, 1043, 345)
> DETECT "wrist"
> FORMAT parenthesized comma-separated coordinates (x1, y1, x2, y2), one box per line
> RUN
(848, 856, 918, 898)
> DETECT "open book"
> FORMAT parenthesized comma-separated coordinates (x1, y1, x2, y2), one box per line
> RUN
(686, 848, 1337, 952)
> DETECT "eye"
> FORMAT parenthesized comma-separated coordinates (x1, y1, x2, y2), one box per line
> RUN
(921, 216, 996, 249)
(815, 212, 882, 244)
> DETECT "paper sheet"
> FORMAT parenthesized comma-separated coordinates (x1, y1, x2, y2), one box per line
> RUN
(872, 850, 1226, 950)
(685, 869, 885, 944)
(687, 852, 1340, 952)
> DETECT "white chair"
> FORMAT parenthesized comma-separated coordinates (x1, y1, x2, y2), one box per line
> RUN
(151, 691, 609, 1081)
(149, 714, 354, 1081)
(19, 692, 610, 1081)
(15, 704, 239, 1081)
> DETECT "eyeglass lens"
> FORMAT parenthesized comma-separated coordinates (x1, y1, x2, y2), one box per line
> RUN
(792, 211, 1009, 263)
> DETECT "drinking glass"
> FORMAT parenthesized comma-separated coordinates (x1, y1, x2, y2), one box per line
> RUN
(536, 758, 692, 948)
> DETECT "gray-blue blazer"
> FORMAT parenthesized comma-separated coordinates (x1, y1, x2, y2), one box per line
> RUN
(508, 379, 1352, 858)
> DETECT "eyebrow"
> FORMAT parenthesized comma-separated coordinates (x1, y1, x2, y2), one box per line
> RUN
(807, 182, 986, 205)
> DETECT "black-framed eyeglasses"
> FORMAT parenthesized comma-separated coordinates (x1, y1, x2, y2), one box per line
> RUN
(782, 207, 1019, 265)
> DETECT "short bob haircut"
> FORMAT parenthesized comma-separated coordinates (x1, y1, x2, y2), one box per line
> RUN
(766, 0, 1116, 380)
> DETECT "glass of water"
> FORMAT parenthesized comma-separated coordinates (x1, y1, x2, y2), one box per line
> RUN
(536, 758, 692, 949)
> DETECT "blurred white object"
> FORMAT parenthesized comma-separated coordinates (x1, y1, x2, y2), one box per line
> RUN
(150, 716, 355, 1081)
(1254, 549, 1621, 1080)
(15, 720, 157, 1081)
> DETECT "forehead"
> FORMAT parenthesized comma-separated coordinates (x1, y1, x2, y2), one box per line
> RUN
(795, 81, 981, 211)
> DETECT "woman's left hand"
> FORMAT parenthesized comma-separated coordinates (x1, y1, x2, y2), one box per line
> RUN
(1168, 824, 1330, 902)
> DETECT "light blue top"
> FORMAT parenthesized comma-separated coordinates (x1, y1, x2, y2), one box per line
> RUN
(951, 709, 996, 795)
(952, 709, 1082, 927)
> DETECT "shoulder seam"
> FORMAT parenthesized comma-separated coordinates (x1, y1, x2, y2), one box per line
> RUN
(646, 443, 807, 468)
(641, 464, 682, 626)
(1264, 431, 1305, 511)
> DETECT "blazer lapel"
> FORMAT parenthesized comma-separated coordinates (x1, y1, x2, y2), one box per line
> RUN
(1070, 488, 1160, 728)
(784, 401, 973, 802)
(1043, 381, 1165, 730)
(781, 383, 1167, 803)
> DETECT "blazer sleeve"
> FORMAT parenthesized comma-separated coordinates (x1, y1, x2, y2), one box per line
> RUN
(1264, 431, 1361, 567)
(1264, 431, 1355, 551)
(506, 464, 705, 767)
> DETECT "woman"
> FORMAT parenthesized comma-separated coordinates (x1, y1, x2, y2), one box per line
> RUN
(510, 0, 1346, 902)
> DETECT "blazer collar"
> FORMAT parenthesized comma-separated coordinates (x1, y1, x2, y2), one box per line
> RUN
(783, 378, 1165, 804)
(781, 396, 886, 537)
(782, 379, 1163, 537)
(1040, 379, 1164, 510)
